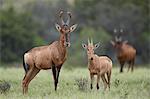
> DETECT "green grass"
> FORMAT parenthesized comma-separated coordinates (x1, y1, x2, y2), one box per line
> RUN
(0, 66, 150, 99)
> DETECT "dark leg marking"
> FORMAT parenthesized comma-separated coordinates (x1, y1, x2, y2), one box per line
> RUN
(52, 65, 57, 91)
(120, 62, 125, 73)
(91, 83, 93, 89)
(96, 83, 99, 90)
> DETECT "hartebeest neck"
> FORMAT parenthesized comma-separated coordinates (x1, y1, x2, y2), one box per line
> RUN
(88, 54, 95, 64)
(116, 45, 126, 56)
(59, 33, 67, 52)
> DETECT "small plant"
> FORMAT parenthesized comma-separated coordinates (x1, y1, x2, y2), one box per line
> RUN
(120, 90, 129, 99)
(114, 79, 120, 87)
(75, 77, 88, 91)
(0, 80, 11, 94)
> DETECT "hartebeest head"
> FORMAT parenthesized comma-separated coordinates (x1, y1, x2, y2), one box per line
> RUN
(55, 11, 77, 47)
(110, 29, 128, 49)
(82, 39, 100, 60)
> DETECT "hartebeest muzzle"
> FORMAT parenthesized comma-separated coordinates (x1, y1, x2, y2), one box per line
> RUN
(65, 33, 70, 47)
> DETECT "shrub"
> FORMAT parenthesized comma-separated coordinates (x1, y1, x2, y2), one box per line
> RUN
(75, 77, 89, 91)
(0, 80, 11, 94)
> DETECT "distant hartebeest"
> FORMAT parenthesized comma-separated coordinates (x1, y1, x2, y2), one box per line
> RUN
(22, 11, 77, 94)
(111, 29, 136, 73)
(82, 39, 112, 90)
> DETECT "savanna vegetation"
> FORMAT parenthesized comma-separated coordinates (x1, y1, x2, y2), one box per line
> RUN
(0, 66, 150, 99)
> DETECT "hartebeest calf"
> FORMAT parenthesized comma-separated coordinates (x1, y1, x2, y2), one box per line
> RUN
(82, 39, 112, 90)
(22, 11, 77, 94)
(111, 30, 136, 73)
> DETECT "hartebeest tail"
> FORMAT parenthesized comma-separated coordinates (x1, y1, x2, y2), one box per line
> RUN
(23, 50, 29, 73)
(23, 56, 27, 73)
(111, 29, 136, 73)
(22, 11, 77, 94)
(82, 39, 112, 90)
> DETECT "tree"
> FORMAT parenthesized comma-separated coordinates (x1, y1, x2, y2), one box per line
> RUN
(74, 0, 150, 64)
(0, 7, 44, 63)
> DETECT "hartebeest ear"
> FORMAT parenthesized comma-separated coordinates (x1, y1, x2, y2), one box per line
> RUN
(94, 42, 100, 50)
(55, 23, 61, 32)
(82, 43, 87, 49)
(110, 40, 115, 46)
(70, 24, 77, 32)
(123, 40, 128, 44)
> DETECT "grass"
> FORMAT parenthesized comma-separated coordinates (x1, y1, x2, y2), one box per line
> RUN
(0, 66, 150, 99)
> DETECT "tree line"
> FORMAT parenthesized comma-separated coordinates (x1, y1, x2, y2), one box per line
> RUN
(0, 0, 149, 66)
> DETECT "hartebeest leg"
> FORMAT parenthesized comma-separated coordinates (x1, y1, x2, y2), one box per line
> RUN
(56, 66, 62, 88)
(22, 67, 40, 94)
(131, 59, 135, 72)
(52, 65, 57, 91)
(120, 62, 125, 73)
(22, 69, 32, 94)
(96, 74, 100, 90)
(101, 74, 107, 91)
(107, 71, 111, 90)
(22, 74, 27, 94)
(90, 73, 94, 89)
(127, 64, 131, 72)
(127, 61, 132, 72)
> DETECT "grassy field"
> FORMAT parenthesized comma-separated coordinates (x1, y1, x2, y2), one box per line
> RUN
(0, 66, 150, 99)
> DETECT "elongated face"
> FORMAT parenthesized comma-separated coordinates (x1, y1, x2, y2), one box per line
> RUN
(111, 28, 126, 49)
(110, 36, 128, 50)
(82, 40, 100, 60)
(55, 11, 77, 47)
(84, 44, 95, 61)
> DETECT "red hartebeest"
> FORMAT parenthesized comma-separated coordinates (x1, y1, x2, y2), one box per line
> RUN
(22, 11, 77, 94)
(82, 39, 112, 90)
(111, 29, 136, 73)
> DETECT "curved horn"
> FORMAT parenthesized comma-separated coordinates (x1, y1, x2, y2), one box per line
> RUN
(91, 38, 93, 45)
(113, 28, 117, 34)
(88, 38, 90, 45)
(120, 28, 123, 33)
(59, 11, 65, 25)
(66, 11, 71, 25)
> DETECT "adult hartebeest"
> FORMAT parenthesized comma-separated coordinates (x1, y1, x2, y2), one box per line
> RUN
(111, 29, 136, 73)
(22, 11, 77, 94)
(82, 39, 112, 90)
